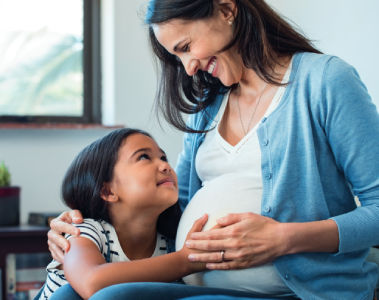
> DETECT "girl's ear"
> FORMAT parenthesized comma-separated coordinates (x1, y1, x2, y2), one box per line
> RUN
(216, 0, 237, 22)
(100, 183, 118, 203)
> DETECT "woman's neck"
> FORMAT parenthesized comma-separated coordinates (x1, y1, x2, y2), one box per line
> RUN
(110, 211, 159, 260)
(239, 55, 292, 97)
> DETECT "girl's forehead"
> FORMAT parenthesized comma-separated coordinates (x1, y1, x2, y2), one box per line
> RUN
(121, 134, 162, 154)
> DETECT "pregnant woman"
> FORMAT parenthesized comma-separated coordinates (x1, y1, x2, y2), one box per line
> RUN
(47, 0, 379, 299)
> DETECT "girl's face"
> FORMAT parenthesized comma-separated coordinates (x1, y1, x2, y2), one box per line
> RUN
(153, 4, 243, 87)
(107, 133, 178, 213)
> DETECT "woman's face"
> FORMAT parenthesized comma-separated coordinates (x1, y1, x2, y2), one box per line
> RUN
(107, 133, 178, 213)
(153, 9, 243, 87)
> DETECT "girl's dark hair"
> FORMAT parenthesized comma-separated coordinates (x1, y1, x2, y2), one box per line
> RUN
(62, 128, 181, 239)
(145, 0, 321, 132)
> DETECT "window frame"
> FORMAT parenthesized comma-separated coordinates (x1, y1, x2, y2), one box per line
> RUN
(0, 0, 101, 124)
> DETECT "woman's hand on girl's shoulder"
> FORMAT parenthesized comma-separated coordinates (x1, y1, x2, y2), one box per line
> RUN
(47, 210, 84, 263)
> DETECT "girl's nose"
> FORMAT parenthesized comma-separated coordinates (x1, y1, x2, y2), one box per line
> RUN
(159, 161, 171, 173)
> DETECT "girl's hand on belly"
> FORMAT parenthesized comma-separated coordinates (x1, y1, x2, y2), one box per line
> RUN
(178, 214, 209, 273)
(185, 212, 288, 270)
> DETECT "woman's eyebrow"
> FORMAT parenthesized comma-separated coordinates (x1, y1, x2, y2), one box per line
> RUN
(173, 39, 186, 52)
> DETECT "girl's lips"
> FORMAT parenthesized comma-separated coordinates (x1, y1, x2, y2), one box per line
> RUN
(157, 178, 175, 187)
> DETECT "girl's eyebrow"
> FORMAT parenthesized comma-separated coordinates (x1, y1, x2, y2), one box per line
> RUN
(131, 148, 151, 158)
(130, 147, 166, 158)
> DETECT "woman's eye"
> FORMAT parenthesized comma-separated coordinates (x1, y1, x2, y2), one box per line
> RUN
(138, 153, 150, 161)
(181, 43, 190, 52)
(160, 155, 168, 162)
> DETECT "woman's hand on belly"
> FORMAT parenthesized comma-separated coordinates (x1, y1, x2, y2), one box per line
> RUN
(185, 212, 288, 270)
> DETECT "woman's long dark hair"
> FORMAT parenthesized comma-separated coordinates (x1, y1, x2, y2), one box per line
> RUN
(146, 0, 321, 132)
(62, 128, 181, 239)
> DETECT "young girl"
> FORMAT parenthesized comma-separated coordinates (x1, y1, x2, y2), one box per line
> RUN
(39, 128, 207, 299)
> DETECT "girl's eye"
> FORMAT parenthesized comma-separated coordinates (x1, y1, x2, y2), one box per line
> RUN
(138, 153, 150, 161)
(160, 155, 168, 162)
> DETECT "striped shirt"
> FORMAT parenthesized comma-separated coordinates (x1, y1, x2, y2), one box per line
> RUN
(39, 218, 168, 299)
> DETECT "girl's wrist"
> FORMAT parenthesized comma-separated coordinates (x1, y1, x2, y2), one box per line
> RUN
(177, 249, 193, 274)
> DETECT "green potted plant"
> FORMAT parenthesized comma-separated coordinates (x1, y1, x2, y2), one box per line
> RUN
(0, 162, 20, 226)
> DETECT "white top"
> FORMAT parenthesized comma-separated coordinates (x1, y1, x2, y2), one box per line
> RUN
(40, 218, 168, 300)
(176, 60, 293, 295)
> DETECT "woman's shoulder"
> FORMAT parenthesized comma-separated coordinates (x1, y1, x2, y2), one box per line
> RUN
(294, 52, 356, 79)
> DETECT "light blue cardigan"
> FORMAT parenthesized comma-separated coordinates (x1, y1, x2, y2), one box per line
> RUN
(175, 52, 379, 300)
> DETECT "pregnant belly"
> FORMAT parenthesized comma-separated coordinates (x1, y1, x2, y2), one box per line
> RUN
(175, 180, 290, 294)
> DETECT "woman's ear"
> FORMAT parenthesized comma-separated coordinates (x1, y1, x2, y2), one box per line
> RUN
(100, 183, 118, 203)
(216, 0, 237, 22)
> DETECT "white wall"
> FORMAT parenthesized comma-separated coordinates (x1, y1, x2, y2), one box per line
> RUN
(1, 0, 378, 224)
(266, 0, 379, 106)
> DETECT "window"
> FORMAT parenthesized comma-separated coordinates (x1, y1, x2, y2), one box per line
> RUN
(0, 0, 101, 124)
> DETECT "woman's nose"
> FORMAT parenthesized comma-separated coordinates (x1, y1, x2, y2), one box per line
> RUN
(183, 56, 199, 76)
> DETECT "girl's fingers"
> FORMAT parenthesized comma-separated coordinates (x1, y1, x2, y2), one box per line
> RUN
(188, 214, 208, 234)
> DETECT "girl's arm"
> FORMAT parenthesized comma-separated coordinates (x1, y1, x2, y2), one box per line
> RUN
(64, 215, 207, 299)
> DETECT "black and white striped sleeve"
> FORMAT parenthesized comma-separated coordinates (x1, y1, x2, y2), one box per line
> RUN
(65, 219, 104, 253)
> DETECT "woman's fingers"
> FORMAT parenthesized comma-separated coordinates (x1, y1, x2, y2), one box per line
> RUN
(189, 225, 231, 240)
(50, 217, 80, 237)
(186, 238, 226, 251)
(68, 209, 84, 224)
(47, 228, 71, 251)
(216, 212, 257, 227)
(46, 210, 84, 263)
(206, 259, 253, 270)
(47, 239, 65, 263)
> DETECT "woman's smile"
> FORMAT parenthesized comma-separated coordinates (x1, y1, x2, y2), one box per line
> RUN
(206, 56, 217, 76)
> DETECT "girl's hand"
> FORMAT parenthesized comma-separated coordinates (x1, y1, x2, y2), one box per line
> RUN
(179, 214, 209, 273)
(185, 212, 288, 270)
(47, 210, 83, 263)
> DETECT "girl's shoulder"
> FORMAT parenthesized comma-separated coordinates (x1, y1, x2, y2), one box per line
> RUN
(66, 218, 112, 253)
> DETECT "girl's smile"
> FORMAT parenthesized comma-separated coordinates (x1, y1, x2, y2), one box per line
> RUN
(106, 133, 178, 215)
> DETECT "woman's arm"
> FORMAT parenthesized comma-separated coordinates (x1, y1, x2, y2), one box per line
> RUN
(185, 212, 338, 269)
(47, 210, 84, 263)
(64, 215, 207, 299)
(186, 57, 379, 269)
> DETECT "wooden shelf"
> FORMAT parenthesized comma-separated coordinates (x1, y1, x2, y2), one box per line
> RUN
(0, 225, 49, 299)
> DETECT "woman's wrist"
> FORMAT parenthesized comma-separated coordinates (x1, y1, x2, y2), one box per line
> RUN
(281, 220, 339, 255)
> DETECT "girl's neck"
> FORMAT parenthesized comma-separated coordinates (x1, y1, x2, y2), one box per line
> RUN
(111, 212, 159, 260)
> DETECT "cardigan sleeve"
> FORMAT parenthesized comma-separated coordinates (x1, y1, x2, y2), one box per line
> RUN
(322, 57, 379, 253)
